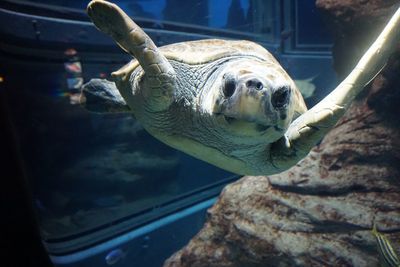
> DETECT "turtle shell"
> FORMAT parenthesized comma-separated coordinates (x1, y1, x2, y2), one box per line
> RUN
(111, 39, 280, 82)
(158, 39, 278, 65)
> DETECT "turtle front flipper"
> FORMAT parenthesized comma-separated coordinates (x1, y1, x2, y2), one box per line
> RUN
(271, 7, 400, 171)
(80, 78, 131, 113)
(87, 0, 176, 111)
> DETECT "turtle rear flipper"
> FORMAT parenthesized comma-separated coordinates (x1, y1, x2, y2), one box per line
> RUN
(80, 78, 131, 113)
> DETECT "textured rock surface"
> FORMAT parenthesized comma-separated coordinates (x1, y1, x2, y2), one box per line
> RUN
(164, 1, 400, 266)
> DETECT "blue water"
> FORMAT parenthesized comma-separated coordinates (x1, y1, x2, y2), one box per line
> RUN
(1, 0, 336, 266)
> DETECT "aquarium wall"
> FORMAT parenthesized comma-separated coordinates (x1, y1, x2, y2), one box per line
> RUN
(0, 0, 335, 266)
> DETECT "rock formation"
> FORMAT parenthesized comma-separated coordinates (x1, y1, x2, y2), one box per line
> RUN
(164, 1, 400, 266)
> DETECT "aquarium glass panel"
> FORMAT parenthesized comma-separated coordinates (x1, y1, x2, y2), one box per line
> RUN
(2, 0, 279, 243)
(17, 0, 274, 40)
(295, 1, 333, 46)
(4, 57, 237, 241)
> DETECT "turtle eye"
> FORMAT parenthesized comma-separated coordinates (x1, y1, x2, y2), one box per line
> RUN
(272, 86, 290, 109)
(223, 75, 236, 98)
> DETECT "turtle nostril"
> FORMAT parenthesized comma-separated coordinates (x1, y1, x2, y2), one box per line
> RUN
(271, 86, 290, 109)
(245, 78, 263, 90)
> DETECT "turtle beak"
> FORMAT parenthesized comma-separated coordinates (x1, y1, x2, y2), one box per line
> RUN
(220, 81, 269, 125)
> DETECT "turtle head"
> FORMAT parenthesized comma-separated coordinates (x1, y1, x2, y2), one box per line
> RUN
(208, 59, 306, 140)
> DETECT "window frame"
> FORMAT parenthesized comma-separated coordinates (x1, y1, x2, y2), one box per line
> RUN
(281, 0, 333, 55)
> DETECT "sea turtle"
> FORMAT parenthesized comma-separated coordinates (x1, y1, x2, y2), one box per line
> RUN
(82, 0, 400, 175)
